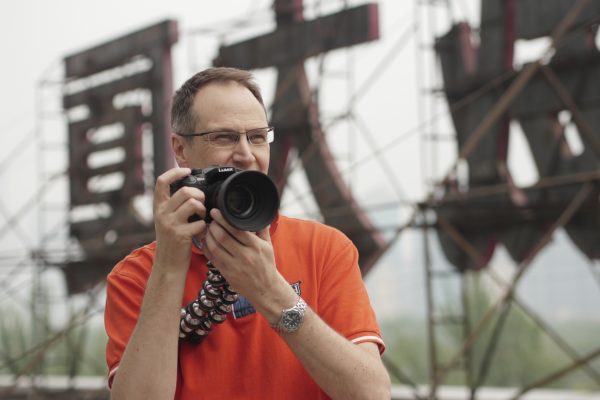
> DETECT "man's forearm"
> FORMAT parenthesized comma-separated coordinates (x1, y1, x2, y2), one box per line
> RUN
(110, 267, 186, 400)
(251, 280, 390, 400)
(281, 308, 391, 400)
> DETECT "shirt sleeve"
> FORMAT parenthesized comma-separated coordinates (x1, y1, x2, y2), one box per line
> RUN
(104, 263, 147, 388)
(316, 229, 386, 354)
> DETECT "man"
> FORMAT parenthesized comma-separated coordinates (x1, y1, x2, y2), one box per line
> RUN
(105, 67, 391, 399)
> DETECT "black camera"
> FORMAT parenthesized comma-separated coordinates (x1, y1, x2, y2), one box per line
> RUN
(169, 166, 279, 231)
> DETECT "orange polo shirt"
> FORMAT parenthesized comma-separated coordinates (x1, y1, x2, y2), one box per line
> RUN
(105, 214, 384, 399)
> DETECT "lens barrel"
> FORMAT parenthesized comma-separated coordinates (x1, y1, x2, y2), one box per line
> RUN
(216, 170, 279, 231)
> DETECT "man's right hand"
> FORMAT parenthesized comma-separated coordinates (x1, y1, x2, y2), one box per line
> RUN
(153, 167, 207, 272)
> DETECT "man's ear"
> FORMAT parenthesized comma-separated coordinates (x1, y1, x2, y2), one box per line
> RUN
(171, 133, 189, 167)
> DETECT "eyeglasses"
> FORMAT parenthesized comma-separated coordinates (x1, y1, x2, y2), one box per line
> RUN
(176, 126, 274, 148)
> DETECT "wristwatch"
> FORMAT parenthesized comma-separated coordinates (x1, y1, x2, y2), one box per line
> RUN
(274, 297, 307, 333)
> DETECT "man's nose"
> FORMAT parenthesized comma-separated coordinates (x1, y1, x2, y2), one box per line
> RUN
(231, 135, 256, 167)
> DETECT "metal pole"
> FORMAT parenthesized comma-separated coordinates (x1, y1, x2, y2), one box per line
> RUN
(540, 65, 600, 158)
(509, 348, 600, 400)
(423, 208, 439, 399)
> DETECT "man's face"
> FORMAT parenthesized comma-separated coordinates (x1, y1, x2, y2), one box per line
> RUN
(172, 81, 270, 174)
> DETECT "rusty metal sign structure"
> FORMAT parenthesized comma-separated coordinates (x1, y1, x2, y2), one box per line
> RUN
(420, 0, 600, 397)
(435, 0, 600, 271)
(63, 20, 177, 294)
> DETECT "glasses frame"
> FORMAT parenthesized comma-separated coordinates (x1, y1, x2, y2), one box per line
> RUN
(176, 126, 274, 146)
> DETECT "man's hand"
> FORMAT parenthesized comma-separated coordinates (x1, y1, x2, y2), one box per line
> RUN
(153, 167, 207, 272)
(203, 209, 287, 308)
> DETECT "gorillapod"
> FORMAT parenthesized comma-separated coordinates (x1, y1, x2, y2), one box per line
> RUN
(179, 260, 239, 343)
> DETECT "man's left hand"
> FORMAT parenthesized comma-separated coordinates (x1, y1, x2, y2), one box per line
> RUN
(203, 208, 282, 305)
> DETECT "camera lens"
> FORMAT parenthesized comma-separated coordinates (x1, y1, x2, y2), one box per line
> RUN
(226, 185, 255, 217)
(217, 170, 279, 231)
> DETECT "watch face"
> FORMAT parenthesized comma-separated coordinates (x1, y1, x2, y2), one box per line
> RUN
(282, 310, 303, 331)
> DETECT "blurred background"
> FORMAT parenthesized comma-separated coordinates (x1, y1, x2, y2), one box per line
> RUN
(1, 0, 599, 399)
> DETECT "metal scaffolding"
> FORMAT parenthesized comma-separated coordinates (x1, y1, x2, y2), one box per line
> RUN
(416, 0, 600, 398)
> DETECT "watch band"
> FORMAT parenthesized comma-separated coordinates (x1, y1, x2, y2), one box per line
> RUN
(272, 297, 307, 333)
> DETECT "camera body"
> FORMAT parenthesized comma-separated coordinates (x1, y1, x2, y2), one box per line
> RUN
(169, 166, 279, 231)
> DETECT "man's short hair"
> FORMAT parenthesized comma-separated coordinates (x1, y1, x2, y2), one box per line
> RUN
(170, 67, 266, 135)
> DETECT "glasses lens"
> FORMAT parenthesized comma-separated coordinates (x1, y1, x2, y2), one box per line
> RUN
(247, 128, 270, 145)
(206, 132, 239, 147)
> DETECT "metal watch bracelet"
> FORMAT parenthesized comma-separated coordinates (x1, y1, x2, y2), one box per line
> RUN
(272, 297, 307, 333)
